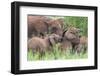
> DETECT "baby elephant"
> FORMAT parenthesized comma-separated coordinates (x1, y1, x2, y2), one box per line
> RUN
(63, 27, 80, 44)
(28, 34, 62, 56)
(75, 36, 88, 53)
(61, 27, 80, 52)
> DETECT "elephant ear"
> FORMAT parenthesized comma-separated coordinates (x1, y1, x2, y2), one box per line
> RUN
(49, 36, 56, 46)
(65, 31, 76, 40)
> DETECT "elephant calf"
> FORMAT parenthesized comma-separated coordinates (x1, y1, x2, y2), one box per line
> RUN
(28, 34, 62, 55)
(75, 36, 88, 53)
(60, 27, 80, 52)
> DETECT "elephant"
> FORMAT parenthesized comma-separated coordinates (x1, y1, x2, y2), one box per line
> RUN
(61, 27, 81, 53)
(74, 36, 88, 53)
(28, 15, 64, 38)
(28, 34, 62, 57)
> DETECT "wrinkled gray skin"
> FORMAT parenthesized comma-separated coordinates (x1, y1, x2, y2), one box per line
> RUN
(28, 16, 63, 38)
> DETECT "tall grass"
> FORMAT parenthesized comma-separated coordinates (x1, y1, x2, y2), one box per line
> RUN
(28, 44, 88, 61)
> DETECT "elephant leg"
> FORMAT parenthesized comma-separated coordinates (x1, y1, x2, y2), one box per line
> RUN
(71, 44, 76, 54)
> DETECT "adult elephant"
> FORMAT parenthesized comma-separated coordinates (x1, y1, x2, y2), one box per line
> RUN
(28, 15, 64, 38)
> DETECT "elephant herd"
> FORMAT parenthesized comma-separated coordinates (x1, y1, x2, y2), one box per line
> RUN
(28, 15, 87, 56)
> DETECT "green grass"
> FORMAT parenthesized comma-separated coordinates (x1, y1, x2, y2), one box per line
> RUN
(27, 44, 88, 61)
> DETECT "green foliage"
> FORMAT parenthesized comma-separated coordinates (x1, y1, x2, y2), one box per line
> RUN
(64, 16, 88, 36)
